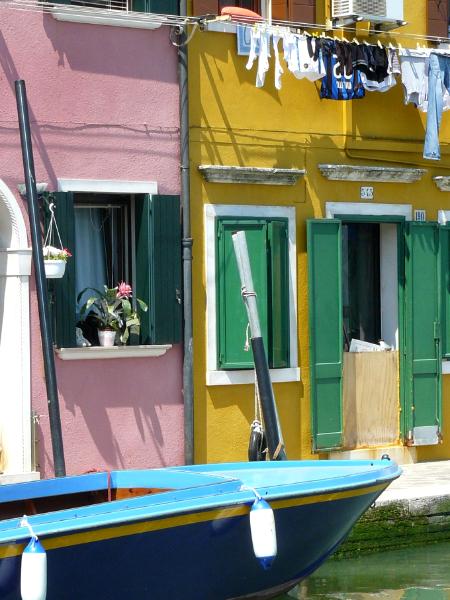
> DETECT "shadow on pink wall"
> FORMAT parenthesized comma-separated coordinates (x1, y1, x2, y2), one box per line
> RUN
(36, 348, 185, 476)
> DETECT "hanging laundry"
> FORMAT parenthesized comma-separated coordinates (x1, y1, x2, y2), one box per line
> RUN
(283, 33, 325, 82)
(320, 41, 365, 101)
(424, 53, 450, 160)
(361, 47, 400, 92)
(335, 40, 354, 76)
(399, 48, 430, 111)
(272, 33, 284, 90)
(246, 26, 271, 88)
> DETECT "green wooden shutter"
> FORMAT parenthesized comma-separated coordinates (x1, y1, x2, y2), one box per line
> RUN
(307, 219, 343, 451)
(404, 222, 442, 444)
(135, 194, 181, 345)
(133, 0, 178, 13)
(268, 219, 289, 368)
(51, 192, 76, 348)
(441, 225, 450, 359)
(217, 219, 269, 369)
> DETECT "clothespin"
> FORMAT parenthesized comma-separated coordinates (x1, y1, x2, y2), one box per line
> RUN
(388, 42, 395, 50)
(377, 39, 383, 49)
(352, 37, 359, 44)
(398, 42, 403, 50)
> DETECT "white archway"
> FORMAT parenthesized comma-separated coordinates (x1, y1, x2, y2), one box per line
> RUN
(0, 179, 34, 479)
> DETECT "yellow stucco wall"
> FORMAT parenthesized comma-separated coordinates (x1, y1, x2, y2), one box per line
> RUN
(189, 3, 450, 464)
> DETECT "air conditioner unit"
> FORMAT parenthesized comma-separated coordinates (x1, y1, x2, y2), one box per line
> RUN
(332, 0, 403, 22)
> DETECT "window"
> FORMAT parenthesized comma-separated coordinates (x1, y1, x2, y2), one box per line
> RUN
(205, 204, 299, 385)
(56, 0, 178, 14)
(216, 217, 289, 369)
(192, 0, 315, 22)
(427, 0, 449, 38)
(342, 222, 381, 348)
(308, 205, 444, 451)
(74, 195, 130, 311)
(45, 190, 182, 349)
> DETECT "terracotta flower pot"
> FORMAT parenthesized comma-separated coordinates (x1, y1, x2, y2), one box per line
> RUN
(98, 329, 117, 347)
(44, 259, 66, 279)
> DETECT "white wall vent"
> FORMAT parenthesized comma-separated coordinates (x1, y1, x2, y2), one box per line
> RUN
(332, 0, 403, 23)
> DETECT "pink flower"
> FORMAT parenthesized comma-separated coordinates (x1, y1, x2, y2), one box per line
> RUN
(117, 281, 132, 299)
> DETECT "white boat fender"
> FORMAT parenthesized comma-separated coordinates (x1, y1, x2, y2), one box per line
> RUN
(245, 489, 277, 570)
(20, 516, 47, 600)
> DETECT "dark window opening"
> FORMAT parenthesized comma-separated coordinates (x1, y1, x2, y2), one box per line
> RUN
(74, 194, 131, 310)
(342, 222, 381, 349)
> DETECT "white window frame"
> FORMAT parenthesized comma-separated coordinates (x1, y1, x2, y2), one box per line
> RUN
(205, 204, 300, 386)
(326, 202, 412, 351)
(55, 178, 171, 359)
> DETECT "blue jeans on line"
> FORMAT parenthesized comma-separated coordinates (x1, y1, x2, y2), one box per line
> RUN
(424, 53, 450, 160)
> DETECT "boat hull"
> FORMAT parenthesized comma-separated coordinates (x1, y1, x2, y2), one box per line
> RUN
(0, 480, 386, 600)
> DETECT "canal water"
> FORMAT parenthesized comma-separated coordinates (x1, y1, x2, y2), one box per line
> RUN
(275, 541, 450, 599)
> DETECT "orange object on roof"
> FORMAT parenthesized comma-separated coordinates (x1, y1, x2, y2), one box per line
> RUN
(220, 6, 262, 19)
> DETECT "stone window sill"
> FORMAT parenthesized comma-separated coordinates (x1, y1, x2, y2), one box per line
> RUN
(55, 345, 171, 360)
(50, 5, 164, 29)
(207, 367, 300, 386)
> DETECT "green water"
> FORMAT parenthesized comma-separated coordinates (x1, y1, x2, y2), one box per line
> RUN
(275, 542, 450, 599)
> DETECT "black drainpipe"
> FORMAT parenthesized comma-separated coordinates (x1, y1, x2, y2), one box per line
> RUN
(15, 80, 66, 477)
(177, 2, 194, 466)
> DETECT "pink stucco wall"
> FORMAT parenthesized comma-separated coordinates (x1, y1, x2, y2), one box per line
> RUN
(0, 6, 184, 477)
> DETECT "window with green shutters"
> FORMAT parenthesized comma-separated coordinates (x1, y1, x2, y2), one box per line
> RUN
(215, 217, 289, 370)
(441, 224, 450, 359)
(44, 192, 181, 349)
(307, 214, 446, 450)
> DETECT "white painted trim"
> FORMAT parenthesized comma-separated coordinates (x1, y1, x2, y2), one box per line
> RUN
(0, 179, 32, 475)
(50, 6, 163, 29)
(326, 202, 412, 220)
(55, 345, 171, 360)
(438, 210, 450, 224)
(0, 472, 40, 485)
(380, 224, 399, 350)
(0, 249, 32, 277)
(327, 202, 405, 352)
(0, 180, 28, 248)
(57, 179, 158, 195)
(205, 204, 299, 386)
(207, 368, 301, 386)
(205, 20, 237, 33)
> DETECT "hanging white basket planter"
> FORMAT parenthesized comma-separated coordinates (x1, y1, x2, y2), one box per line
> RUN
(42, 200, 71, 279)
(44, 259, 66, 279)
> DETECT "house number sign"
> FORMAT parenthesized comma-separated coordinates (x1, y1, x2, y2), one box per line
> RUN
(360, 186, 374, 200)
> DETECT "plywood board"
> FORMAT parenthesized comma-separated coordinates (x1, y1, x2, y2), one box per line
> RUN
(343, 351, 399, 449)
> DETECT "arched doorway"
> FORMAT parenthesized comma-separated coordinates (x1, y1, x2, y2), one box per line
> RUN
(0, 179, 35, 480)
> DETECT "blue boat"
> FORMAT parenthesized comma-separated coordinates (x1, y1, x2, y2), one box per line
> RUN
(0, 458, 400, 599)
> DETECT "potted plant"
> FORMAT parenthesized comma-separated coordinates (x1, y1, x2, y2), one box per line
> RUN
(78, 282, 148, 347)
(43, 245, 72, 279)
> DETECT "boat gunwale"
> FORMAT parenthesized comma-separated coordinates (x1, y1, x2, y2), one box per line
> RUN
(0, 463, 400, 546)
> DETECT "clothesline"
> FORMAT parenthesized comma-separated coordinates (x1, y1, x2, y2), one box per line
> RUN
(240, 23, 448, 56)
(2, 0, 450, 48)
(244, 23, 450, 161)
(214, 14, 450, 49)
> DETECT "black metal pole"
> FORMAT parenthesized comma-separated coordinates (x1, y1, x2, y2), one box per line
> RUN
(15, 80, 66, 477)
(232, 231, 287, 461)
(251, 338, 287, 460)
